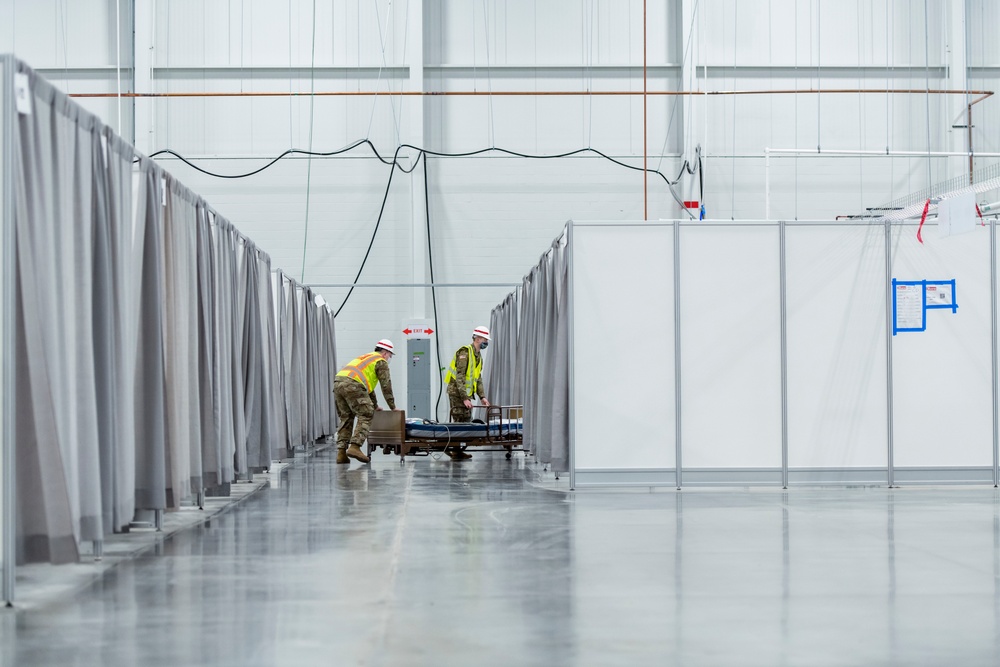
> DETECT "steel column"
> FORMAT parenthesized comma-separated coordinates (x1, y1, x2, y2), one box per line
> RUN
(2, 54, 17, 606)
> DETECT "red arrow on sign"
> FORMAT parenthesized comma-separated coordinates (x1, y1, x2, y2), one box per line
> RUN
(424, 328, 435, 334)
(402, 328, 413, 335)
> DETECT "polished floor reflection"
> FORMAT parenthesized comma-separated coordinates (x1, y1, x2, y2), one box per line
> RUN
(3, 453, 1000, 666)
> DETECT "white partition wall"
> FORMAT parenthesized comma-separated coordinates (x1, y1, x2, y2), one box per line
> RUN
(570, 222, 676, 485)
(892, 225, 994, 480)
(489, 219, 1000, 488)
(785, 224, 889, 482)
(679, 224, 782, 482)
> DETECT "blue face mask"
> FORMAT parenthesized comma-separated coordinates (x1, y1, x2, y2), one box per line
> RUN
(480, 340, 489, 350)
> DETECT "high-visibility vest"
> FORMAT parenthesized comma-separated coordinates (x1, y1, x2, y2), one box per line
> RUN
(336, 352, 383, 392)
(444, 344, 482, 397)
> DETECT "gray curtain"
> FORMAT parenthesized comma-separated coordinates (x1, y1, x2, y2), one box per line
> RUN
(485, 225, 570, 473)
(162, 179, 203, 507)
(103, 129, 139, 531)
(133, 160, 168, 512)
(8, 59, 340, 563)
(15, 70, 105, 559)
(196, 205, 221, 488)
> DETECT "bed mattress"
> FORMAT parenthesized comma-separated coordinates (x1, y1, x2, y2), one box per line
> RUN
(404, 418, 523, 440)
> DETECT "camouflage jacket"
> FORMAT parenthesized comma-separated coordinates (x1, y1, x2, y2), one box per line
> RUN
(447, 345, 484, 402)
(372, 358, 396, 410)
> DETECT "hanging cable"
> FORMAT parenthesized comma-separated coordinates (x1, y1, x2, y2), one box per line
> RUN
(150, 138, 703, 316)
(730, 1, 738, 219)
(923, 0, 933, 197)
(423, 157, 446, 421)
(373, 0, 402, 145)
(300, 0, 319, 282)
(333, 145, 423, 317)
(482, 0, 496, 147)
(149, 139, 700, 185)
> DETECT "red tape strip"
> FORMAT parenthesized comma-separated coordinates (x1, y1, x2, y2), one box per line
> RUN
(916, 199, 931, 244)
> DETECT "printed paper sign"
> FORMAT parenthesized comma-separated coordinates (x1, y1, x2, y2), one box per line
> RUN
(894, 283, 923, 330)
(925, 283, 953, 307)
(14, 73, 31, 115)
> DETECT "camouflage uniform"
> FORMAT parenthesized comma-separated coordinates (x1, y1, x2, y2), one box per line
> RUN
(447, 345, 485, 422)
(334, 356, 395, 451)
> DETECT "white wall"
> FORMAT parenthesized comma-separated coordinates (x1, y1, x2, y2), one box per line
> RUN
(570, 219, 999, 485)
(2, 0, 999, 415)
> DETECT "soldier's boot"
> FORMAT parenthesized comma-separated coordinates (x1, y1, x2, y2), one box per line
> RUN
(346, 444, 371, 464)
(447, 447, 472, 461)
(336, 447, 350, 464)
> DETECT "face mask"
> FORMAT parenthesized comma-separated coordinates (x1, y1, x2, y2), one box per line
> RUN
(480, 341, 489, 350)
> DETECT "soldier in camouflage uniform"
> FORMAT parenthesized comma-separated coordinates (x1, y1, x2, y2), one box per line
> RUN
(443, 326, 492, 460)
(333, 339, 396, 464)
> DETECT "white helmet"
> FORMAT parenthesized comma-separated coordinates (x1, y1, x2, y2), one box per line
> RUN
(375, 339, 395, 353)
(472, 326, 491, 341)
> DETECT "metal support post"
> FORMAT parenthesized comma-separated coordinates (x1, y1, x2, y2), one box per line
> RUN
(2, 54, 17, 607)
(992, 219, 999, 487)
(567, 223, 576, 491)
(674, 219, 683, 490)
(779, 219, 789, 488)
(765, 148, 771, 221)
(884, 219, 896, 487)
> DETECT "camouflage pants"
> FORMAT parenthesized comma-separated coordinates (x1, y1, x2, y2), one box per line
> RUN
(447, 383, 472, 422)
(334, 378, 374, 449)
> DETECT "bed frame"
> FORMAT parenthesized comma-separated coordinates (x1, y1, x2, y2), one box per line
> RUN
(366, 405, 524, 460)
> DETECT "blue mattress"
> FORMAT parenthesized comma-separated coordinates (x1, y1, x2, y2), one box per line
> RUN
(404, 418, 523, 440)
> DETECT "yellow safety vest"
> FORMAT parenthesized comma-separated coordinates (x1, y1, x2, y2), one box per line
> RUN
(336, 352, 383, 392)
(444, 344, 483, 398)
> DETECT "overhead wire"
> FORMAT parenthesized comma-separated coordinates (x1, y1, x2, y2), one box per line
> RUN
(923, 0, 933, 197)
(300, 0, 319, 282)
(730, 1, 738, 219)
(483, 0, 496, 147)
(149, 136, 701, 317)
(424, 156, 446, 421)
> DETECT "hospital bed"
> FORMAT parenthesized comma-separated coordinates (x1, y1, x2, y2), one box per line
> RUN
(365, 405, 524, 460)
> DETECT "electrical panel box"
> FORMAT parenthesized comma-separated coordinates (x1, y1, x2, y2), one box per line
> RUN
(407, 338, 431, 419)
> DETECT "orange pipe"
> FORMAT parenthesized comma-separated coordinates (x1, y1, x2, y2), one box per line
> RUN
(69, 88, 994, 98)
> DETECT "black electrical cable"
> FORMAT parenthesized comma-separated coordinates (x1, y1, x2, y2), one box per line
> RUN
(423, 155, 446, 422)
(150, 139, 704, 315)
(149, 139, 699, 187)
(333, 145, 424, 317)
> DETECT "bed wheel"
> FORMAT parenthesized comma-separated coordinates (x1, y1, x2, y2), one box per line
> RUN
(505, 452, 512, 460)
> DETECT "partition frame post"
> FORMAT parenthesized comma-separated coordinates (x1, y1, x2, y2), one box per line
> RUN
(992, 219, 999, 487)
(2, 54, 17, 606)
(779, 218, 789, 488)
(674, 219, 683, 490)
(567, 222, 576, 491)
(885, 219, 896, 487)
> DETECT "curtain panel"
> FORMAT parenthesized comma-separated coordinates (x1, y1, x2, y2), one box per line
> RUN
(8, 61, 338, 564)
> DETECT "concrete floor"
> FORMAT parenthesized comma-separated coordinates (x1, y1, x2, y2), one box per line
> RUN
(2, 451, 1000, 666)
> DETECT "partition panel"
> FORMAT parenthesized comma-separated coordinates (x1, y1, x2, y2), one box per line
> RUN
(785, 224, 888, 474)
(891, 226, 993, 472)
(571, 222, 675, 472)
(679, 224, 782, 470)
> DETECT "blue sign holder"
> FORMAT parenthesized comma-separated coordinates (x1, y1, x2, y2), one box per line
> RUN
(892, 278, 958, 335)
